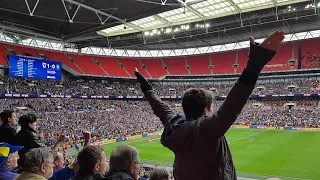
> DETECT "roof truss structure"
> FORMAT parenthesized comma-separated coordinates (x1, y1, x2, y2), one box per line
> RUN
(98, 0, 309, 37)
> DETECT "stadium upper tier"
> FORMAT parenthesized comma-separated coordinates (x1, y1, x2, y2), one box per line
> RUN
(1, 38, 319, 78)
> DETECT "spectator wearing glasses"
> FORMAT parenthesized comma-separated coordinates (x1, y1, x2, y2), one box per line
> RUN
(71, 145, 109, 180)
(105, 145, 141, 180)
(0, 143, 24, 180)
(14, 147, 55, 180)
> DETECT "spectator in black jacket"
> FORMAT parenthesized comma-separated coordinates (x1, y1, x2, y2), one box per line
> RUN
(71, 146, 109, 180)
(135, 31, 285, 180)
(0, 110, 18, 145)
(14, 114, 64, 170)
(104, 145, 141, 180)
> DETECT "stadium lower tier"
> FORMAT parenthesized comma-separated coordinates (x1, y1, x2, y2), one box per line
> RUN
(2, 98, 319, 147)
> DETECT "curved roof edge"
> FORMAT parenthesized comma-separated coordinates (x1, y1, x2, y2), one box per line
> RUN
(0, 30, 319, 58)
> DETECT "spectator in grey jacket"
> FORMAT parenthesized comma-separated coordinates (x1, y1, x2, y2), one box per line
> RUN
(14, 147, 55, 180)
(135, 31, 285, 180)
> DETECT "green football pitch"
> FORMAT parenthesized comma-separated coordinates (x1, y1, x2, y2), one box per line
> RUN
(101, 129, 320, 180)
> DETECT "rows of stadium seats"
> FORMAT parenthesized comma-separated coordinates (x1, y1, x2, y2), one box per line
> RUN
(0, 39, 319, 77)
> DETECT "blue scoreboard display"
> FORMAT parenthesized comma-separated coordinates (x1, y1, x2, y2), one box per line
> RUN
(9, 55, 62, 80)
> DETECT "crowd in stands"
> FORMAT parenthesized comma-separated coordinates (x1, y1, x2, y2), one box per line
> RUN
(1, 76, 320, 97)
(0, 79, 319, 180)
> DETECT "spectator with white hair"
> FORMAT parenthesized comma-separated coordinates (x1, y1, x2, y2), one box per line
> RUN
(105, 145, 141, 180)
(14, 147, 55, 180)
(148, 167, 172, 180)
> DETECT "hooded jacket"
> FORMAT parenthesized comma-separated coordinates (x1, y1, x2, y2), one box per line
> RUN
(135, 44, 276, 180)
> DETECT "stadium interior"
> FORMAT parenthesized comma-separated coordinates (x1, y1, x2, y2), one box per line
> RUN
(0, 0, 320, 180)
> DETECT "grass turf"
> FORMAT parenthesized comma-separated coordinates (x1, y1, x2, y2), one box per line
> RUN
(102, 129, 320, 180)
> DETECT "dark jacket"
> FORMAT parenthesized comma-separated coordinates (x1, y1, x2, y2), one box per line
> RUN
(104, 172, 134, 180)
(14, 127, 45, 167)
(135, 44, 276, 180)
(0, 123, 16, 145)
(71, 171, 105, 180)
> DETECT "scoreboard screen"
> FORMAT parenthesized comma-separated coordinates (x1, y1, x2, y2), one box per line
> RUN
(9, 55, 62, 80)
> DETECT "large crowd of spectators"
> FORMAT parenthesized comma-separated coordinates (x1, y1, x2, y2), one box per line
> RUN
(1, 76, 320, 96)
(0, 75, 319, 180)
(0, 97, 319, 148)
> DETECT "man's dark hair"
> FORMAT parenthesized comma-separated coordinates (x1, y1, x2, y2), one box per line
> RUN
(18, 114, 37, 129)
(77, 146, 103, 173)
(182, 88, 213, 121)
(149, 167, 171, 180)
(0, 110, 14, 124)
(109, 145, 139, 173)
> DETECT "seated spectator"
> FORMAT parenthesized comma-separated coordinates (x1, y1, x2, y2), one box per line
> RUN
(0, 143, 23, 180)
(0, 110, 18, 145)
(148, 167, 171, 180)
(14, 147, 54, 180)
(105, 145, 141, 180)
(71, 145, 109, 180)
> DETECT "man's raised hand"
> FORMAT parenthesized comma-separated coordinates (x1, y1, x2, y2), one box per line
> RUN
(250, 31, 285, 52)
(134, 68, 139, 73)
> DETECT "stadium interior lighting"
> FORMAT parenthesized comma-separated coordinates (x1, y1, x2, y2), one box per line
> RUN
(98, 0, 307, 37)
(144, 32, 150, 36)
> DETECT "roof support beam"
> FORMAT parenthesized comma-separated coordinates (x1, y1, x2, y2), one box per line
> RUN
(153, 15, 172, 26)
(62, 0, 143, 31)
(227, 0, 243, 26)
(25, 0, 40, 16)
(186, 6, 206, 20)
(61, 0, 81, 23)
(271, 0, 279, 20)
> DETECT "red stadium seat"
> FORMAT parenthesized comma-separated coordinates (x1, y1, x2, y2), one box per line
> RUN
(187, 55, 211, 75)
(94, 57, 129, 77)
(140, 59, 167, 78)
(67, 54, 106, 76)
(162, 57, 188, 75)
(0, 44, 9, 66)
(117, 58, 150, 78)
(211, 52, 236, 74)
